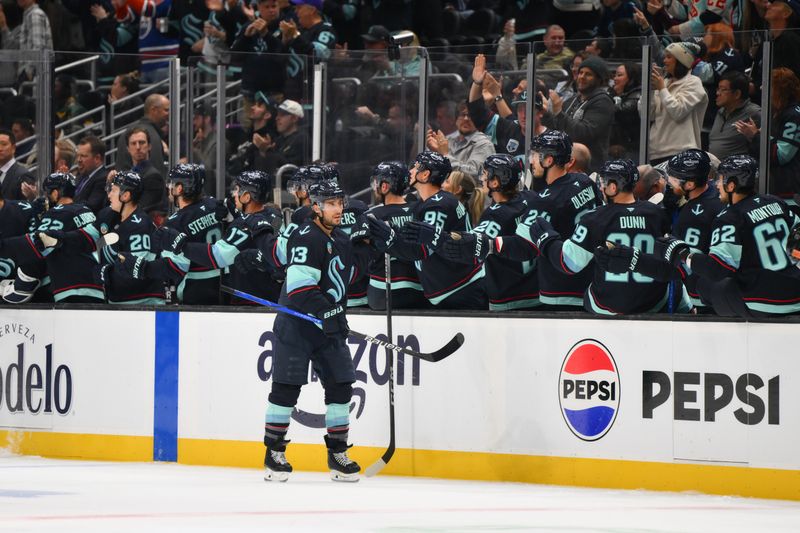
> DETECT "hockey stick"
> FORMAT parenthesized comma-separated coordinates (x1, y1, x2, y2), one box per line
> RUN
(220, 286, 463, 363)
(365, 254, 396, 477)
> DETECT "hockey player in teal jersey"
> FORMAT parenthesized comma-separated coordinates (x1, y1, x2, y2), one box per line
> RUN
(264, 179, 362, 483)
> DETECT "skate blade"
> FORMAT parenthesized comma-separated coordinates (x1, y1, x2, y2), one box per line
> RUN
(330, 470, 360, 482)
(264, 468, 290, 482)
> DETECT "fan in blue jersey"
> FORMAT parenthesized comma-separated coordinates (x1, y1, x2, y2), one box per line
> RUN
(153, 170, 284, 304)
(531, 159, 693, 315)
(441, 154, 540, 310)
(367, 151, 487, 309)
(117, 164, 224, 304)
(1, 173, 104, 303)
(363, 160, 426, 310)
(264, 179, 363, 483)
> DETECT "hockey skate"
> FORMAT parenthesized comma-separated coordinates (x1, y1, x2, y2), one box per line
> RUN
(327, 446, 360, 482)
(264, 443, 292, 482)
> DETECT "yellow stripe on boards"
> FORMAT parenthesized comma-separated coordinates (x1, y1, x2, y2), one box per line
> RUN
(178, 438, 800, 502)
(0, 430, 152, 462)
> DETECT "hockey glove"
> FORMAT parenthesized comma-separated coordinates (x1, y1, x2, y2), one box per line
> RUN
(152, 227, 187, 254)
(349, 218, 370, 244)
(236, 248, 269, 273)
(527, 217, 559, 253)
(441, 231, 494, 264)
(399, 220, 438, 247)
(366, 214, 395, 252)
(656, 236, 691, 267)
(116, 252, 149, 280)
(594, 242, 640, 274)
(215, 198, 236, 224)
(317, 304, 349, 338)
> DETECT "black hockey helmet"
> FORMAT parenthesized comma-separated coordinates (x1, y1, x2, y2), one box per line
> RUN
(168, 163, 205, 198)
(309, 179, 346, 206)
(371, 161, 409, 195)
(599, 159, 639, 192)
(717, 154, 758, 193)
(413, 151, 452, 186)
(532, 130, 572, 166)
(235, 170, 272, 203)
(287, 164, 326, 193)
(667, 149, 710, 186)
(321, 163, 340, 182)
(111, 170, 143, 200)
(43, 172, 77, 198)
(483, 153, 523, 191)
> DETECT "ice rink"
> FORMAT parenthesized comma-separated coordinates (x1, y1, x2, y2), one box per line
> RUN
(1, 455, 799, 532)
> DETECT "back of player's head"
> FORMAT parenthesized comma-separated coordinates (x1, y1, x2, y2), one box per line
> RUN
(371, 161, 409, 196)
(168, 163, 205, 199)
(414, 151, 452, 186)
(235, 170, 272, 203)
(320, 163, 340, 183)
(483, 154, 523, 192)
(599, 159, 639, 192)
(43, 172, 77, 198)
(667, 149, 710, 186)
(532, 130, 572, 166)
(288, 164, 326, 193)
(718, 154, 757, 194)
(112, 170, 144, 202)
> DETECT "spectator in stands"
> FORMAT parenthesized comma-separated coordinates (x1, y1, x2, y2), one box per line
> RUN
(356, 25, 395, 81)
(123, 127, 167, 221)
(535, 25, 574, 71)
(608, 62, 641, 160)
(541, 55, 614, 171)
(11, 118, 34, 162)
(0, 128, 35, 201)
(74, 135, 109, 214)
(426, 101, 495, 180)
(708, 71, 760, 160)
(192, 104, 220, 196)
(54, 138, 76, 173)
(108, 72, 143, 130)
(647, 42, 708, 164)
(751, 0, 800, 94)
(569, 143, 592, 174)
(229, 91, 277, 176)
(553, 0, 600, 38)
(253, 99, 307, 173)
(555, 52, 587, 101)
(280, 0, 336, 98)
(54, 75, 86, 131)
(442, 170, 485, 226)
(0, 3, 22, 87)
(434, 100, 458, 137)
(2, 0, 52, 82)
(116, 94, 169, 176)
(137, 0, 179, 83)
(583, 37, 612, 58)
(597, 0, 637, 37)
(703, 23, 747, 82)
(84, 1, 139, 87)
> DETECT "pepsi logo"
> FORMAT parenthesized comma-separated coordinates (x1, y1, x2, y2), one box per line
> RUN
(559, 339, 620, 441)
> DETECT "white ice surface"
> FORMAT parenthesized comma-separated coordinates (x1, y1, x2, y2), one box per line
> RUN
(0, 455, 799, 532)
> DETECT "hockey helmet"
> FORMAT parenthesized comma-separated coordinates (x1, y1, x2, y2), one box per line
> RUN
(531, 130, 572, 166)
(717, 154, 758, 193)
(309, 179, 346, 207)
(168, 163, 205, 198)
(599, 159, 639, 192)
(483, 153, 523, 191)
(413, 151, 452, 186)
(235, 170, 272, 203)
(110, 170, 143, 200)
(287, 164, 326, 193)
(43, 172, 77, 198)
(667, 149, 711, 186)
(371, 161, 409, 196)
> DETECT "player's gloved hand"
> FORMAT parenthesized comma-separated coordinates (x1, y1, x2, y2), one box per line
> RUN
(441, 231, 494, 263)
(94, 263, 112, 289)
(317, 304, 349, 338)
(152, 227, 187, 254)
(349, 218, 370, 244)
(655, 236, 690, 267)
(366, 214, 395, 251)
(215, 198, 236, 224)
(236, 248, 269, 273)
(30, 197, 47, 217)
(400, 220, 438, 247)
(39, 230, 65, 249)
(116, 252, 149, 280)
(594, 242, 640, 274)
(527, 217, 559, 253)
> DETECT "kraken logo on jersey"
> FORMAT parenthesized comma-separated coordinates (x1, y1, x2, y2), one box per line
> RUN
(326, 256, 347, 303)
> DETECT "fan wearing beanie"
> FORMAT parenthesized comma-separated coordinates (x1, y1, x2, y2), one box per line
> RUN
(647, 41, 708, 164)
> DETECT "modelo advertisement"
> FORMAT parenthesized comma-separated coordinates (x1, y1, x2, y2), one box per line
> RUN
(178, 312, 799, 470)
(0, 309, 155, 438)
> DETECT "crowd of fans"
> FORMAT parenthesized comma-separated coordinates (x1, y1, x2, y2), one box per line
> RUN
(0, 0, 799, 316)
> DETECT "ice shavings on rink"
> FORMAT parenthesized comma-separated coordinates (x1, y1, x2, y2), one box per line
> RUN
(1, 456, 800, 532)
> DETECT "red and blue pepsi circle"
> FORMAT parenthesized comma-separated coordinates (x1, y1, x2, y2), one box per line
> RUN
(558, 339, 620, 441)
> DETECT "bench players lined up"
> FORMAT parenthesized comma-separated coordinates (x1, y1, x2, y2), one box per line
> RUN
(1, 128, 799, 318)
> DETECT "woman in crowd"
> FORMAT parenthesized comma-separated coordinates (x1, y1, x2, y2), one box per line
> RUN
(108, 71, 143, 129)
(442, 171, 485, 227)
(608, 62, 641, 160)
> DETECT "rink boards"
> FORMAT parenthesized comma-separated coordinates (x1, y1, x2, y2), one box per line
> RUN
(0, 308, 798, 500)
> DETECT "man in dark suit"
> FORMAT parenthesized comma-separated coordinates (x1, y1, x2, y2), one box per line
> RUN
(115, 94, 169, 176)
(74, 135, 109, 213)
(0, 129, 36, 202)
(124, 126, 167, 225)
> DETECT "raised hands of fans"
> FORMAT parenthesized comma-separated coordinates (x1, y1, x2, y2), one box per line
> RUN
(632, 7, 650, 30)
(366, 214, 395, 252)
(594, 242, 640, 273)
(399, 220, 438, 247)
(152, 226, 187, 254)
(483, 71, 502, 99)
(472, 53, 487, 85)
(441, 231, 494, 264)
(116, 252, 148, 280)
